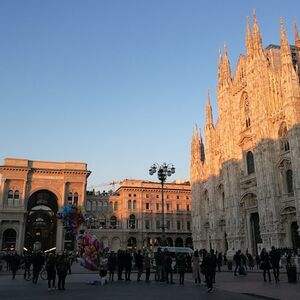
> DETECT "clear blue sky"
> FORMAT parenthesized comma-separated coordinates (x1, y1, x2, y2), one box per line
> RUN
(0, 0, 299, 190)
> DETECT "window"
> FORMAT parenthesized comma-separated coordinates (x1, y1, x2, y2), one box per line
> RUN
(166, 220, 171, 229)
(146, 203, 150, 210)
(186, 204, 190, 211)
(156, 203, 159, 210)
(8, 190, 13, 200)
(156, 220, 160, 229)
(145, 220, 150, 230)
(110, 216, 117, 228)
(128, 200, 132, 209)
(166, 195, 169, 199)
(92, 201, 97, 211)
(166, 203, 170, 211)
(129, 214, 136, 229)
(186, 196, 189, 200)
(177, 221, 181, 230)
(246, 151, 255, 174)
(176, 195, 180, 200)
(156, 195, 159, 198)
(286, 169, 294, 194)
(73, 192, 78, 206)
(14, 190, 19, 200)
(68, 192, 73, 203)
(133, 194, 136, 197)
(146, 194, 149, 198)
(279, 122, 290, 152)
(13, 190, 20, 206)
(177, 204, 180, 211)
(128, 194, 131, 197)
(114, 202, 118, 211)
(187, 221, 191, 231)
(133, 200, 136, 209)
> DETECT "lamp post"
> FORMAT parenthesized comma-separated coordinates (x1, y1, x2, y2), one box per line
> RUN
(149, 163, 175, 246)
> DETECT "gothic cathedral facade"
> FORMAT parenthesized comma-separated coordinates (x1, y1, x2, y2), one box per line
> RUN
(190, 14, 300, 257)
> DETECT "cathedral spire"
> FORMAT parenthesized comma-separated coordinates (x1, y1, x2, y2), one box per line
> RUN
(218, 48, 223, 84)
(246, 16, 253, 56)
(280, 17, 293, 67)
(223, 42, 231, 80)
(294, 20, 300, 48)
(252, 10, 263, 54)
(205, 91, 214, 129)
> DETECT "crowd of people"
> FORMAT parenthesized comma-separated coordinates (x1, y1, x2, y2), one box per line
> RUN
(0, 250, 75, 290)
(1, 246, 299, 293)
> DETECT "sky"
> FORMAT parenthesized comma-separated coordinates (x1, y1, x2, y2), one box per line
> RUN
(0, 0, 299, 190)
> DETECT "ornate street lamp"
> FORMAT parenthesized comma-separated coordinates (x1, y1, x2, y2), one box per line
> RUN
(149, 163, 175, 246)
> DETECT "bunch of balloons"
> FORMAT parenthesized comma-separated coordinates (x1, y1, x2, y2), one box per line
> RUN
(57, 203, 84, 236)
(77, 230, 104, 271)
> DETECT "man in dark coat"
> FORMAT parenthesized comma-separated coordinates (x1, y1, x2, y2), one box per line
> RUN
(117, 250, 125, 280)
(10, 252, 21, 279)
(233, 250, 242, 276)
(124, 250, 133, 281)
(134, 250, 144, 281)
(203, 249, 217, 292)
(269, 246, 281, 282)
(31, 251, 45, 284)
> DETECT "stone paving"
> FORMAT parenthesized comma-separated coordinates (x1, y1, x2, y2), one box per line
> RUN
(0, 264, 299, 300)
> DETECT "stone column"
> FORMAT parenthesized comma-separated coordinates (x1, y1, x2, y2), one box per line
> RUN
(16, 220, 25, 254)
(56, 221, 65, 252)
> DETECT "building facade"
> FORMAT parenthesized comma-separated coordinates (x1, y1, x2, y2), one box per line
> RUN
(0, 158, 90, 253)
(190, 14, 300, 256)
(84, 179, 192, 251)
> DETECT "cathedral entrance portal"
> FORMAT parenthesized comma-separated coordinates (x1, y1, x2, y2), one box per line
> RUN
(250, 212, 262, 255)
(25, 190, 58, 251)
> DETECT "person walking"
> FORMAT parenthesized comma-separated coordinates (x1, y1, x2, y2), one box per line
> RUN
(191, 250, 201, 284)
(117, 250, 125, 280)
(176, 254, 187, 285)
(108, 252, 117, 281)
(269, 246, 281, 283)
(10, 252, 21, 280)
(260, 248, 271, 282)
(135, 250, 144, 282)
(154, 247, 163, 281)
(124, 250, 133, 281)
(217, 252, 223, 272)
(56, 253, 68, 290)
(45, 254, 56, 290)
(202, 249, 217, 292)
(31, 251, 45, 284)
(164, 250, 174, 284)
(233, 250, 242, 276)
(144, 251, 151, 282)
(23, 253, 32, 280)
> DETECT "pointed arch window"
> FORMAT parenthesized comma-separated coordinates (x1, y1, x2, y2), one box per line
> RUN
(246, 151, 255, 174)
(133, 200, 137, 210)
(128, 200, 132, 209)
(286, 169, 294, 194)
(278, 122, 290, 152)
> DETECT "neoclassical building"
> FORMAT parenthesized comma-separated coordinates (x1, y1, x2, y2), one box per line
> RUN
(0, 158, 90, 253)
(190, 14, 300, 256)
(84, 179, 192, 251)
